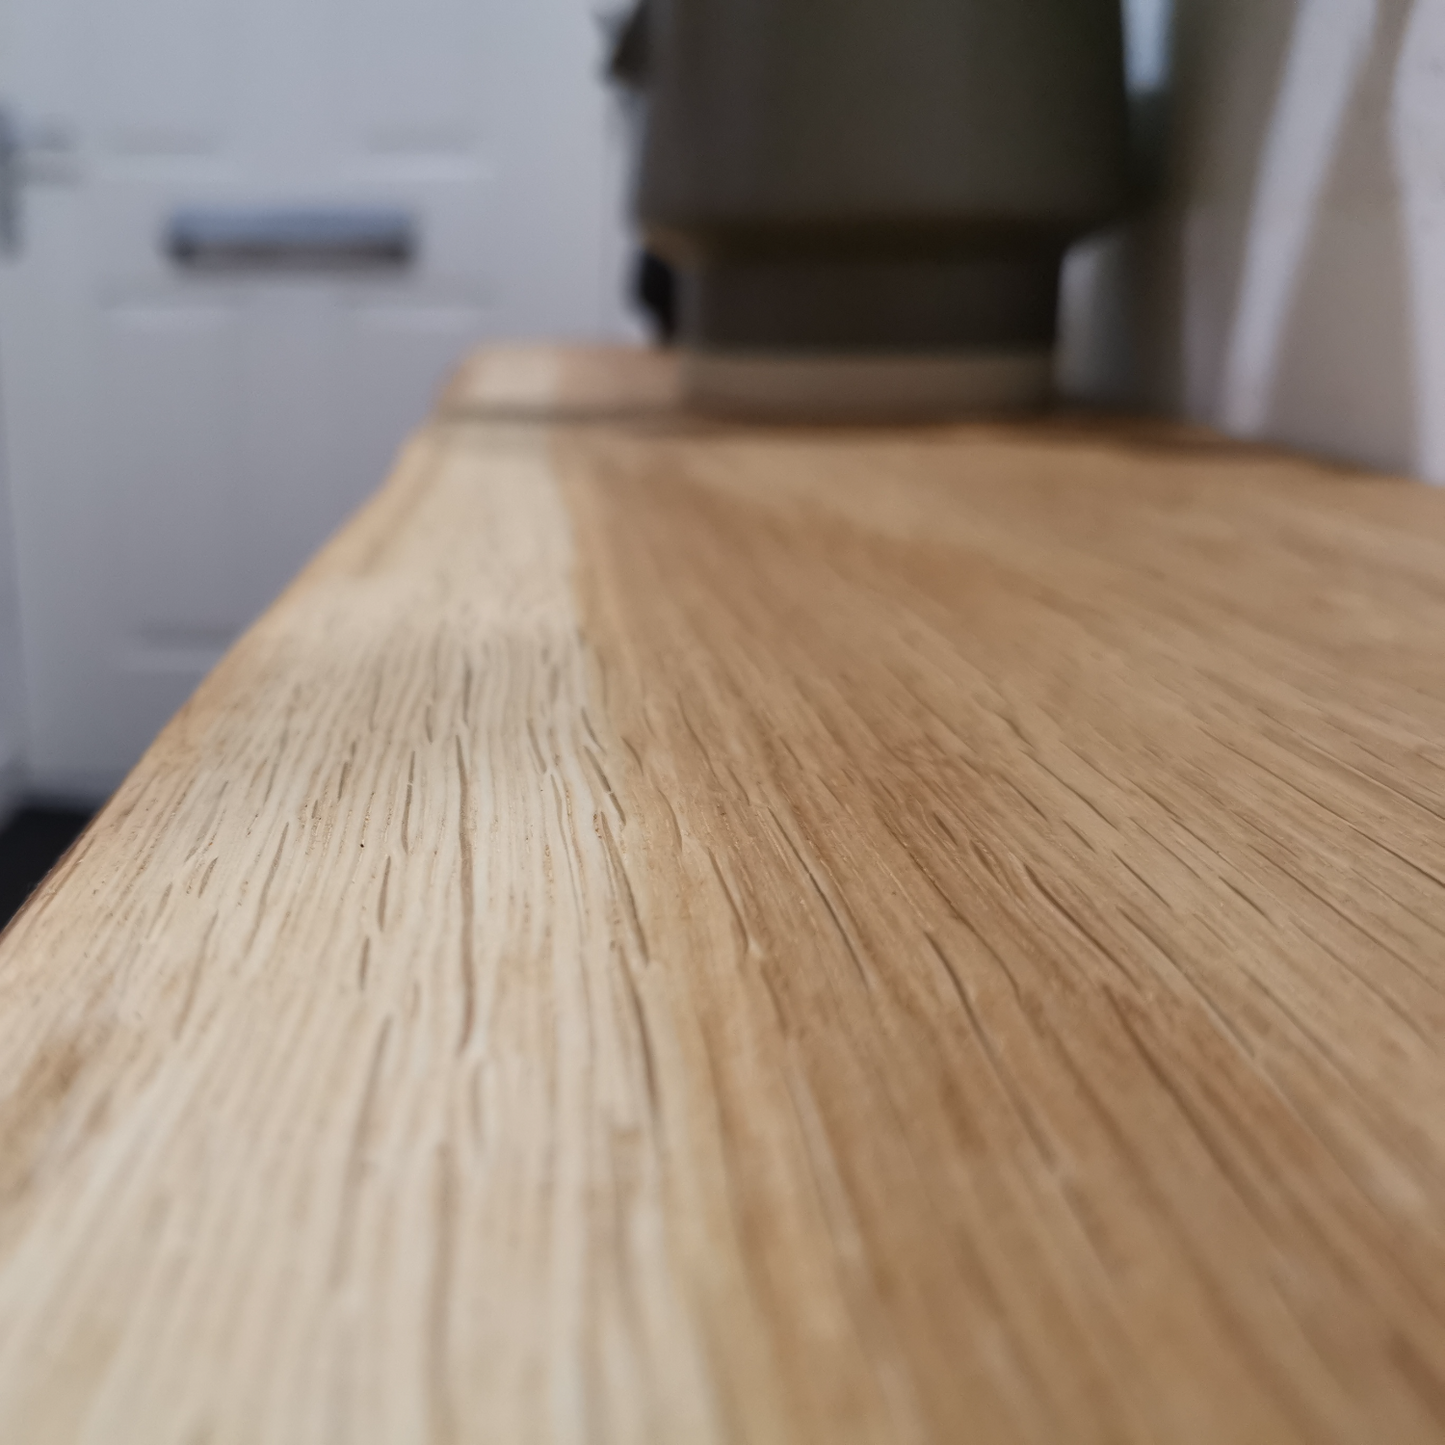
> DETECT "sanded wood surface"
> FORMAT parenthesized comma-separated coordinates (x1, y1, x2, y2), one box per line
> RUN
(4, 347, 1445, 1443)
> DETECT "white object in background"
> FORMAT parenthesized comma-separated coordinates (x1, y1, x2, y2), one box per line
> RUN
(0, 368, 23, 821)
(1394, 0, 1445, 485)
(1219, 0, 1379, 438)
(0, 0, 636, 797)
(1122, 0, 1173, 93)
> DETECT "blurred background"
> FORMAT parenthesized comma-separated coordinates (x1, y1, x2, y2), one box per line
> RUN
(1, 0, 1444, 913)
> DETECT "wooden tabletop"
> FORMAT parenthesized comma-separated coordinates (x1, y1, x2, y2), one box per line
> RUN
(4, 345, 1445, 1443)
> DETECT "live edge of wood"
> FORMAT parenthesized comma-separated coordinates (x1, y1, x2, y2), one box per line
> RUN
(3, 346, 1445, 1444)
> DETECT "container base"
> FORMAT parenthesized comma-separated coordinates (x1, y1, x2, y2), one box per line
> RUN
(680, 348, 1055, 422)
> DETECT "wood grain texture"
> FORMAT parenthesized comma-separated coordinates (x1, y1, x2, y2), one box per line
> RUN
(4, 346, 1445, 1442)
(441, 343, 683, 422)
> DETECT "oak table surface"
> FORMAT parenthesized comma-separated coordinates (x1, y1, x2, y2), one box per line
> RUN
(4, 345, 1445, 1444)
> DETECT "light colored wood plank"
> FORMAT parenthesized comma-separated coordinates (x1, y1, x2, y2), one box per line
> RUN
(440, 342, 683, 421)
(3, 347, 1445, 1442)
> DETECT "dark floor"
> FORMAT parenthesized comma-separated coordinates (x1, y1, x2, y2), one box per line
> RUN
(0, 805, 95, 931)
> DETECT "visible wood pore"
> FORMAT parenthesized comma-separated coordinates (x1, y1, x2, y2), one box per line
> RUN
(3, 346, 1445, 1442)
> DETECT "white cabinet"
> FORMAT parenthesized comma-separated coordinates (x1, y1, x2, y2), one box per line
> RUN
(0, 0, 638, 795)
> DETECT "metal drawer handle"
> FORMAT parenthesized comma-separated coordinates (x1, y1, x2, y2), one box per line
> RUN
(167, 207, 415, 271)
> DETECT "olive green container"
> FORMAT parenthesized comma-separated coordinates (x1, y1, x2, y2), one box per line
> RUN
(634, 0, 1132, 416)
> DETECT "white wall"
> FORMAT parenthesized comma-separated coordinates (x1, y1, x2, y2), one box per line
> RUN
(1063, 0, 1445, 484)
(0, 413, 25, 823)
